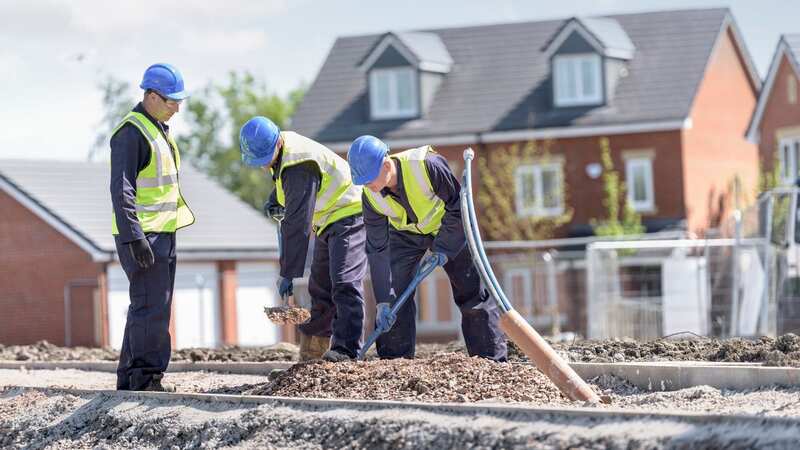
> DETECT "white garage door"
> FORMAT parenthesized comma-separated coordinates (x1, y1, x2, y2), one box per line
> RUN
(106, 262, 221, 350)
(173, 263, 220, 349)
(236, 262, 281, 346)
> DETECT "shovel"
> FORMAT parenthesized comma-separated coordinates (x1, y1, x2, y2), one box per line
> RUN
(358, 253, 440, 360)
(263, 205, 311, 325)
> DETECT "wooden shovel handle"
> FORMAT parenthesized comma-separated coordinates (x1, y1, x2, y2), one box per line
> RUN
(500, 310, 600, 403)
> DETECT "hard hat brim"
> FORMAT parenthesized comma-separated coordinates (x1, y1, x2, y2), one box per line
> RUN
(166, 90, 189, 100)
(352, 165, 381, 185)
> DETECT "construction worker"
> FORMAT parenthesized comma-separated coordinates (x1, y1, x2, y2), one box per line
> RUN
(348, 136, 507, 361)
(239, 117, 367, 362)
(110, 63, 195, 391)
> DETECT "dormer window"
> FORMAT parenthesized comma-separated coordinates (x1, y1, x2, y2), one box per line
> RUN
(359, 31, 453, 122)
(553, 53, 603, 107)
(543, 17, 635, 109)
(369, 67, 419, 120)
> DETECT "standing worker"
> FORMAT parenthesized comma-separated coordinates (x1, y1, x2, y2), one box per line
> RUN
(348, 136, 507, 360)
(239, 117, 367, 362)
(110, 63, 195, 391)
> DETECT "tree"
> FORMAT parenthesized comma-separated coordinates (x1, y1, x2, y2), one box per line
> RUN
(89, 75, 134, 161)
(476, 140, 573, 241)
(591, 137, 645, 237)
(176, 72, 306, 210)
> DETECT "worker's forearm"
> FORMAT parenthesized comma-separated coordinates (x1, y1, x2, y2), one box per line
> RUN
(364, 197, 393, 302)
(426, 154, 466, 259)
(109, 127, 145, 243)
(279, 163, 320, 278)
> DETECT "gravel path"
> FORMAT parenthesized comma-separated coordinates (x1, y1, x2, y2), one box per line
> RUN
(3, 387, 800, 449)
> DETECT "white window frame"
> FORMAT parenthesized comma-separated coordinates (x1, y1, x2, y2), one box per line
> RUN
(553, 53, 603, 107)
(514, 162, 564, 217)
(779, 137, 800, 184)
(369, 67, 419, 120)
(625, 157, 655, 212)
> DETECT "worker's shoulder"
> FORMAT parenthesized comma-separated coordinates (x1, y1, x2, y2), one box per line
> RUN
(110, 121, 144, 144)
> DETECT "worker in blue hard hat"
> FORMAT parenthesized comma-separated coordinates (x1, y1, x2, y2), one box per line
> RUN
(348, 136, 507, 361)
(110, 63, 195, 392)
(239, 116, 367, 362)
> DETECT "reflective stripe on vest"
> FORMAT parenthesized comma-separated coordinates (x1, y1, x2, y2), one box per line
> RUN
(274, 132, 362, 234)
(364, 145, 446, 235)
(111, 111, 195, 234)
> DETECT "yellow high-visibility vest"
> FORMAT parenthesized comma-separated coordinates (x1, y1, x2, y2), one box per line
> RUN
(111, 111, 195, 234)
(364, 145, 445, 235)
(274, 132, 362, 234)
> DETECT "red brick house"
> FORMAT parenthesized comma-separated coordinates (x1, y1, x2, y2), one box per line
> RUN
(292, 8, 760, 237)
(290, 8, 762, 338)
(0, 160, 283, 348)
(747, 35, 800, 184)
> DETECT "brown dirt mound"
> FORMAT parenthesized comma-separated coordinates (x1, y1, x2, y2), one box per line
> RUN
(244, 353, 571, 403)
(264, 306, 311, 325)
(0, 341, 117, 362)
(511, 334, 800, 367)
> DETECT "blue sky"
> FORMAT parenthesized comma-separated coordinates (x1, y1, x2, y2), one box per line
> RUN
(1, 0, 798, 160)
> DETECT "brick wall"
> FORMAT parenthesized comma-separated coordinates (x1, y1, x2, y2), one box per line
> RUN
(0, 190, 104, 346)
(682, 27, 760, 233)
(756, 54, 800, 173)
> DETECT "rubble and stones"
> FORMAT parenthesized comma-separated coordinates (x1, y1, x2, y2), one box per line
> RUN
(6, 334, 800, 367)
(243, 353, 570, 403)
(264, 306, 311, 325)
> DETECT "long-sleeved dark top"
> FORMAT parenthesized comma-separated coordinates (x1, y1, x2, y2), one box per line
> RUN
(110, 103, 172, 244)
(364, 152, 466, 303)
(267, 150, 320, 279)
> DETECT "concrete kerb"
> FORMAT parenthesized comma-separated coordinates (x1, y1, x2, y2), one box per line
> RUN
(2, 360, 800, 391)
(570, 361, 800, 391)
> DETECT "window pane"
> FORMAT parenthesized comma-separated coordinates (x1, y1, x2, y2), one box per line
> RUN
(375, 72, 391, 111)
(632, 166, 647, 202)
(541, 168, 560, 209)
(564, 59, 577, 99)
(395, 70, 414, 111)
(580, 57, 597, 97)
(783, 143, 792, 179)
(794, 141, 800, 179)
(521, 172, 537, 209)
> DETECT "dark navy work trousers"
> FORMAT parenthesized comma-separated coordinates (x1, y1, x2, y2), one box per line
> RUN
(376, 231, 507, 361)
(298, 214, 367, 358)
(114, 232, 176, 390)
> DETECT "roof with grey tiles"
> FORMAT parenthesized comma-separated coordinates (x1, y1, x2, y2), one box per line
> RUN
(0, 159, 277, 257)
(292, 8, 754, 144)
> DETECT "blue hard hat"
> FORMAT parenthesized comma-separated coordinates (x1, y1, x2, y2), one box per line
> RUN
(348, 135, 389, 185)
(140, 63, 188, 100)
(239, 116, 281, 167)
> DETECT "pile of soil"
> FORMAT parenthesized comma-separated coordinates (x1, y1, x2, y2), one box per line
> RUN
(172, 342, 299, 362)
(241, 353, 572, 404)
(264, 306, 311, 325)
(0, 341, 300, 363)
(0, 341, 117, 362)
(531, 333, 800, 367)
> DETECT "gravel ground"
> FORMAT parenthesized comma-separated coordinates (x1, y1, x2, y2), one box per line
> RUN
(5, 334, 800, 366)
(3, 356, 800, 418)
(3, 387, 800, 449)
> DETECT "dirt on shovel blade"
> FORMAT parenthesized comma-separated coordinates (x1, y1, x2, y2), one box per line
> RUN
(264, 306, 311, 325)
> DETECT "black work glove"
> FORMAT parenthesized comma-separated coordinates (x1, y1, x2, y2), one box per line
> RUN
(128, 238, 155, 270)
(264, 201, 285, 222)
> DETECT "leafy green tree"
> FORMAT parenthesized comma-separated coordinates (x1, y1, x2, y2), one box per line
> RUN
(591, 137, 645, 237)
(175, 72, 306, 210)
(89, 75, 134, 161)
